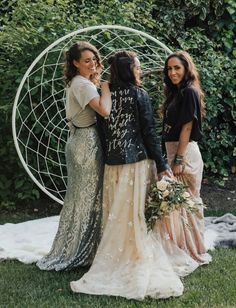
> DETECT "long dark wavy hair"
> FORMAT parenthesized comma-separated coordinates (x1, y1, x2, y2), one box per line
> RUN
(107, 51, 140, 87)
(161, 51, 205, 117)
(64, 41, 103, 86)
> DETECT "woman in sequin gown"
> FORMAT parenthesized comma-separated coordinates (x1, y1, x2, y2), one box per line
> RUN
(70, 51, 186, 300)
(36, 42, 111, 271)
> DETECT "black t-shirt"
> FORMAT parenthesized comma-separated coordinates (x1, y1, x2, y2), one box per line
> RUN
(162, 86, 202, 142)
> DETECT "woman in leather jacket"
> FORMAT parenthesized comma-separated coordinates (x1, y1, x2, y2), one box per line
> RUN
(70, 51, 185, 300)
(96, 53, 171, 173)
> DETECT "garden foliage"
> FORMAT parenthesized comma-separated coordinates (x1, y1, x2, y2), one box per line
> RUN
(0, 0, 235, 207)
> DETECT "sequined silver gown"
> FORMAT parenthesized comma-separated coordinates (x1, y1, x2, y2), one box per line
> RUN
(36, 126, 103, 271)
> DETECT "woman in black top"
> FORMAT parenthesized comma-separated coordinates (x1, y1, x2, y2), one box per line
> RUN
(70, 51, 185, 300)
(155, 51, 211, 264)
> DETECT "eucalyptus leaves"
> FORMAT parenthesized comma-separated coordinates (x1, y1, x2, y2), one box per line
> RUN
(145, 177, 200, 231)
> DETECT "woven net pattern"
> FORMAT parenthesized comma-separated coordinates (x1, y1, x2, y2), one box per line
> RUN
(12, 26, 172, 204)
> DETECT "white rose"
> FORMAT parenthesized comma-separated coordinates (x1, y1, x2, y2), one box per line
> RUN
(163, 190, 170, 198)
(187, 199, 195, 208)
(160, 201, 168, 211)
(156, 180, 168, 191)
(182, 191, 191, 199)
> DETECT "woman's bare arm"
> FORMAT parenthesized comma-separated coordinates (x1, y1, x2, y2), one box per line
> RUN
(172, 120, 193, 175)
(89, 82, 112, 117)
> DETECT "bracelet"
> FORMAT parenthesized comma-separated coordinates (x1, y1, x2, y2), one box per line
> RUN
(174, 154, 184, 165)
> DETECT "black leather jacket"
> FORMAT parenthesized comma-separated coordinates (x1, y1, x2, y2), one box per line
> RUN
(97, 85, 168, 173)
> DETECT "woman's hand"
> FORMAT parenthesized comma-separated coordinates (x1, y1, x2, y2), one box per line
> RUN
(172, 163, 185, 176)
(157, 168, 174, 180)
(100, 81, 109, 87)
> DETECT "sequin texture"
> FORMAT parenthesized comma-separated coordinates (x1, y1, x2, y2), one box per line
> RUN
(36, 126, 103, 271)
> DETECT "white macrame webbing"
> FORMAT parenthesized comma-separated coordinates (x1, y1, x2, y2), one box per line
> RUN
(12, 25, 172, 204)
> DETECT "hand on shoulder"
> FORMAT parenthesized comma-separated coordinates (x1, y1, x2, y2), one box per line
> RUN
(100, 81, 109, 88)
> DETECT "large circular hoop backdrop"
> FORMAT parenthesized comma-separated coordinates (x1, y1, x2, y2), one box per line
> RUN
(12, 25, 172, 205)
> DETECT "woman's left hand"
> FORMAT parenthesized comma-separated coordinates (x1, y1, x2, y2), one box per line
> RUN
(172, 163, 185, 176)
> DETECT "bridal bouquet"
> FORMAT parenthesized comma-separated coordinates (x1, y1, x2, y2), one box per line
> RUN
(145, 177, 200, 231)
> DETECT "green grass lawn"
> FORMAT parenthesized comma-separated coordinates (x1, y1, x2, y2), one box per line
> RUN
(1, 209, 236, 307)
(0, 249, 236, 307)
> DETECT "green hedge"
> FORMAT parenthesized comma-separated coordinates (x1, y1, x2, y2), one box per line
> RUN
(0, 0, 235, 207)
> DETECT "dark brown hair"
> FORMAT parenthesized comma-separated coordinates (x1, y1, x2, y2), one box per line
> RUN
(162, 51, 205, 117)
(64, 41, 102, 86)
(107, 51, 140, 87)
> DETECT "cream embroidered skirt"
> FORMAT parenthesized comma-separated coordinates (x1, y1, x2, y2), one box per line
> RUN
(71, 159, 184, 299)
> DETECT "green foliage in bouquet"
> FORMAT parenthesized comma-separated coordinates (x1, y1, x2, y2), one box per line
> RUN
(145, 177, 200, 231)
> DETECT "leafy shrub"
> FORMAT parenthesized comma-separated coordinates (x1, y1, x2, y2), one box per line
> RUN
(0, 0, 235, 208)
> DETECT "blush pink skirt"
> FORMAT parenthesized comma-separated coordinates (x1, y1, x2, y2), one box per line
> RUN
(154, 141, 211, 265)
